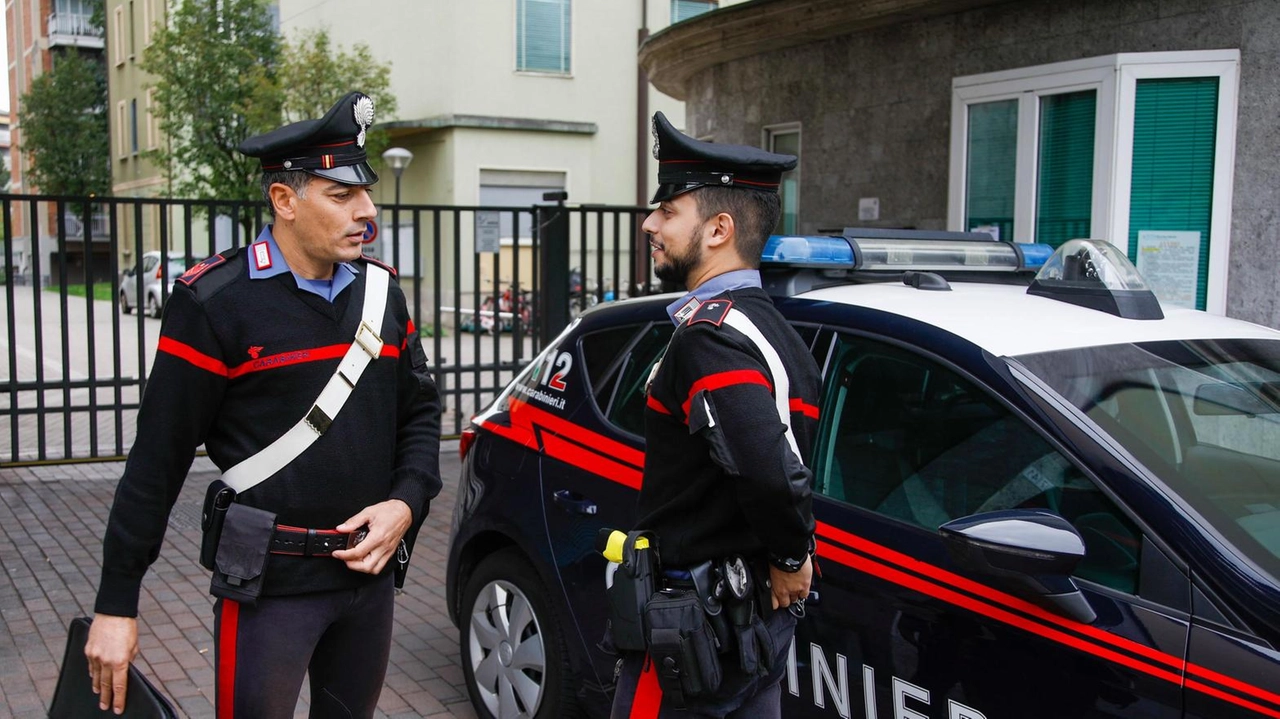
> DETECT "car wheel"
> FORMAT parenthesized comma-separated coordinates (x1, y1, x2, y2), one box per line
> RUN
(120, 290, 132, 314)
(461, 548, 578, 719)
(146, 293, 161, 319)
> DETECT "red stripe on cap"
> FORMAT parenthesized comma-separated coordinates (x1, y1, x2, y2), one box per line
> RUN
(734, 178, 781, 188)
(158, 337, 229, 376)
(681, 369, 771, 417)
(217, 600, 240, 719)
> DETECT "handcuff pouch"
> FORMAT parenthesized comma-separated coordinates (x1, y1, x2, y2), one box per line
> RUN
(643, 589, 723, 706)
(209, 503, 276, 605)
(199, 480, 237, 571)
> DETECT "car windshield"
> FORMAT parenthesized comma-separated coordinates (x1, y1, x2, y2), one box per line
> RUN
(1016, 338, 1280, 580)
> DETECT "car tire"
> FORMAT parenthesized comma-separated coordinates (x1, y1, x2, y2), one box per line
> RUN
(120, 290, 132, 314)
(146, 293, 161, 319)
(460, 548, 579, 719)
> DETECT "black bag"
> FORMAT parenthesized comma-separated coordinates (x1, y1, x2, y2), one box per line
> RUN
(199, 480, 236, 571)
(605, 531, 657, 652)
(209, 503, 276, 604)
(643, 589, 723, 706)
(49, 617, 179, 719)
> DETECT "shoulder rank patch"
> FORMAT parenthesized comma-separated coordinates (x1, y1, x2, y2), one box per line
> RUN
(359, 254, 398, 277)
(689, 299, 733, 327)
(176, 252, 229, 286)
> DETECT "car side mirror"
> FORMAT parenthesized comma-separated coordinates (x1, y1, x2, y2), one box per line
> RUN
(940, 509, 1097, 624)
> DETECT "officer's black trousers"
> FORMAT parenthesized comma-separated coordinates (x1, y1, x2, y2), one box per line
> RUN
(213, 571, 395, 718)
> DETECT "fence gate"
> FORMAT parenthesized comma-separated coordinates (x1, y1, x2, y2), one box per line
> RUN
(1, 193, 652, 466)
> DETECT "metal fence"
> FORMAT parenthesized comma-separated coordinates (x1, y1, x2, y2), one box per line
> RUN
(1, 193, 653, 466)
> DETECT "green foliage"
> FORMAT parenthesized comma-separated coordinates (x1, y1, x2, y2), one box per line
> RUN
(54, 283, 114, 302)
(279, 27, 398, 164)
(17, 50, 110, 196)
(141, 0, 281, 202)
(143, 7, 399, 202)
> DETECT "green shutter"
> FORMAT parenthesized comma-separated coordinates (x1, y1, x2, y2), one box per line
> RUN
(672, 0, 717, 23)
(518, 0, 571, 74)
(1128, 78, 1217, 311)
(1036, 90, 1096, 247)
(965, 100, 1017, 242)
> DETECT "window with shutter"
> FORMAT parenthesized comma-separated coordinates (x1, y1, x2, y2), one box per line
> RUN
(671, 0, 717, 23)
(964, 100, 1017, 242)
(517, 0, 571, 75)
(1035, 90, 1096, 248)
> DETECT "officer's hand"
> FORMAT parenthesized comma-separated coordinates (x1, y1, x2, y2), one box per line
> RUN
(85, 614, 138, 715)
(332, 499, 412, 575)
(769, 555, 813, 611)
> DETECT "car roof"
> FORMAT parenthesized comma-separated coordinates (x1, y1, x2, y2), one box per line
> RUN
(796, 280, 1280, 357)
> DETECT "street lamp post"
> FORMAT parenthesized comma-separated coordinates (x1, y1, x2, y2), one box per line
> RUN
(381, 147, 413, 267)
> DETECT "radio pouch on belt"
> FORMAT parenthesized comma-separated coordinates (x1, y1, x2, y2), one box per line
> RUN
(210, 504, 276, 605)
(199, 480, 237, 571)
(644, 589, 723, 707)
(605, 531, 657, 652)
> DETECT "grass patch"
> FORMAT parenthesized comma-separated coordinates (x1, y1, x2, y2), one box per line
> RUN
(51, 284, 114, 302)
(419, 325, 445, 338)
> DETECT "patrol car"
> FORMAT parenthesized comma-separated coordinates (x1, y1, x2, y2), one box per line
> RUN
(445, 230, 1280, 719)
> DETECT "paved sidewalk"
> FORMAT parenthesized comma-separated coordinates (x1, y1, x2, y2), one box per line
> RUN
(0, 441, 478, 719)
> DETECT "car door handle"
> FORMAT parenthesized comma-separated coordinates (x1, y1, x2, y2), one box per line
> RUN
(551, 489, 598, 515)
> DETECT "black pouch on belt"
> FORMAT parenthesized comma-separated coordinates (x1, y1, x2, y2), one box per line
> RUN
(605, 531, 657, 652)
(199, 480, 237, 571)
(209, 503, 276, 605)
(644, 589, 723, 707)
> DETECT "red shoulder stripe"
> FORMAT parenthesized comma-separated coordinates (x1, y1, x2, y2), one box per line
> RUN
(681, 369, 771, 417)
(790, 398, 819, 419)
(646, 394, 672, 415)
(158, 337, 228, 376)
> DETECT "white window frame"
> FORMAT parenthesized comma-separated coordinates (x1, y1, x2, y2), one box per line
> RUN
(115, 101, 127, 158)
(145, 88, 157, 150)
(514, 0, 573, 77)
(948, 50, 1239, 314)
(763, 122, 801, 232)
(113, 6, 125, 67)
(143, 0, 153, 47)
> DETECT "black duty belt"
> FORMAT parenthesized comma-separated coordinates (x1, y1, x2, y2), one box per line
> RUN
(269, 524, 359, 557)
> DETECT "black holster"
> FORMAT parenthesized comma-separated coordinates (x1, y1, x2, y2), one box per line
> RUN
(643, 589, 723, 707)
(605, 531, 657, 652)
(209, 503, 276, 605)
(199, 480, 237, 571)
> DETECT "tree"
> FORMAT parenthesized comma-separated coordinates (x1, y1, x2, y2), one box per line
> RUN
(142, 0, 281, 202)
(16, 50, 110, 196)
(278, 28, 398, 163)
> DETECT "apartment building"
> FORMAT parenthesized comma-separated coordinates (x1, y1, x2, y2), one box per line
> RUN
(106, 0, 165, 199)
(6, 0, 106, 281)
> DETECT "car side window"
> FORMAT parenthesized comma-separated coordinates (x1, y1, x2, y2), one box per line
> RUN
(813, 333, 1142, 594)
(580, 322, 674, 437)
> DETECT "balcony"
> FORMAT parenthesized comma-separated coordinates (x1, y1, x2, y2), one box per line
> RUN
(48, 12, 104, 49)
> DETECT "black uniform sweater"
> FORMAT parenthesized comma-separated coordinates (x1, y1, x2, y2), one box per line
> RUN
(636, 287, 820, 570)
(95, 248, 442, 617)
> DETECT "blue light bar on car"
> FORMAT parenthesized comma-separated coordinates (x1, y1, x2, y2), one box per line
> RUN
(761, 234, 1055, 272)
(761, 235, 855, 266)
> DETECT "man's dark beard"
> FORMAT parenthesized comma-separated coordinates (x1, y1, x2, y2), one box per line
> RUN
(653, 227, 703, 284)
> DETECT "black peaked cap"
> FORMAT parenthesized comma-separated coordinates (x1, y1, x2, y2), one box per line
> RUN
(239, 91, 380, 185)
(651, 111, 796, 204)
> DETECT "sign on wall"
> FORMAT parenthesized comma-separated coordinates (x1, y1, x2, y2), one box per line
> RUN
(475, 211, 501, 253)
(1136, 230, 1201, 310)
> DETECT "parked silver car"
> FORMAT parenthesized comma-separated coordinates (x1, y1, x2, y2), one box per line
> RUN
(120, 251, 187, 318)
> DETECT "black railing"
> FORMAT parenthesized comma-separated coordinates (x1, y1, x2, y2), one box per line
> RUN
(1, 194, 652, 465)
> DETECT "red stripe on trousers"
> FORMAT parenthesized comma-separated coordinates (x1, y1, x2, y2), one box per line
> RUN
(218, 600, 239, 719)
(630, 655, 663, 719)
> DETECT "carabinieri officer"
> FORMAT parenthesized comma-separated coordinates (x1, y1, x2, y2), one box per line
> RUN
(85, 91, 442, 718)
(610, 112, 822, 718)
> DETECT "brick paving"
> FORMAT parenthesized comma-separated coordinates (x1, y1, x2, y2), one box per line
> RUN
(0, 442, 478, 719)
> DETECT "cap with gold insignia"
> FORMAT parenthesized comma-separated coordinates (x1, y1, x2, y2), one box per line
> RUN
(239, 91, 380, 185)
(650, 111, 796, 204)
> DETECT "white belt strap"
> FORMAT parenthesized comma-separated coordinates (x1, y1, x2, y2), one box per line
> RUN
(221, 265, 391, 493)
(721, 308, 802, 460)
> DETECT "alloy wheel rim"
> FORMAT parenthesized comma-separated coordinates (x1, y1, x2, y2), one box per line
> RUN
(467, 579, 547, 719)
